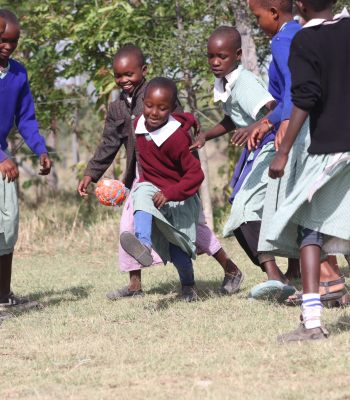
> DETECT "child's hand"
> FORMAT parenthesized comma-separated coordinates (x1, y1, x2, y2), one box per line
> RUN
(152, 191, 168, 209)
(247, 122, 270, 151)
(189, 132, 206, 151)
(78, 176, 92, 197)
(39, 153, 52, 175)
(274, 120, 289, 151)
(231, 128, 249, 147)
(0, 159, 19, 182)
(269, 151, 288, 179)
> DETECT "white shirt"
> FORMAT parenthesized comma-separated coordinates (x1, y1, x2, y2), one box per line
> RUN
(213, 64, 244, 103)
(134, 115, 181, 147)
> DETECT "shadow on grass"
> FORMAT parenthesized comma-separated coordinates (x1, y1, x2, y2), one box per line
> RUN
(328, 313, 350, 334)
(4, 285, 94, 319)
(144, 279, 241, 311)
(29, 285, 93, 306)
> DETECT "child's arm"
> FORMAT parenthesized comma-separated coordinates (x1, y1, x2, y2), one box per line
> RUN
(189, 115, 235, 151)
(159, 135, 204, 203)
(78, 103, 124, 196)
(269, 30, 321, 178)
(269, 106, 308, 178)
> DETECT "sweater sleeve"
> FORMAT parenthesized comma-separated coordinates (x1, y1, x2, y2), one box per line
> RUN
(84, 103, 124, 182)
(289, 31, 322, 111)
(15, 72, 48, 156)
(268, 37, 293, 125)
(162, 135, 204, 201)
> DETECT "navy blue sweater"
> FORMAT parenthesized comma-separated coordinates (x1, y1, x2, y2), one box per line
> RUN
(0, 59, 47, 161)
(289, 19, 350, 154)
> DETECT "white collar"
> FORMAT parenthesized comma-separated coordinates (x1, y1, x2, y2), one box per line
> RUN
(303, 7, 349, 28)
(135, 114, 181, 147)
(213, 64, 244, 103)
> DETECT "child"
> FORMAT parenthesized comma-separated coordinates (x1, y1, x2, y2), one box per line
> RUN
(266, 1, 350, 342)
(78, 45, 243, 299)
(0, 10, 52, 310)
(248, 0, 346, 304)
(244, 0, 305, 299)
(120, 77, 206, 300)
(192, 26, 295, 300)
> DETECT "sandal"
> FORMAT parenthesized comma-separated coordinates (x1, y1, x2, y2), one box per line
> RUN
(285, 277, 345, 306)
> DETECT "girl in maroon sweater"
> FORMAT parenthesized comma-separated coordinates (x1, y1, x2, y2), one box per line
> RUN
(120, 77, 204, 301)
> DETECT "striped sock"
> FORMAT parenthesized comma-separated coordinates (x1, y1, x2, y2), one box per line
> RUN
(302, 293, 322, 330)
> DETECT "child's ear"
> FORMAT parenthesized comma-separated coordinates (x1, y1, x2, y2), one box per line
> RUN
(236, 48, 242, 61)
(270, 6, 279, 21)
(142, 64, 148, 77)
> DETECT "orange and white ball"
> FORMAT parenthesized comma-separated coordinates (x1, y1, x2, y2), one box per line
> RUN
(95, 179, 129, 207)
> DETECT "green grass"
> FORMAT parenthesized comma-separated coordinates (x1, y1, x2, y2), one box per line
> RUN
(1, 210, 350, 400)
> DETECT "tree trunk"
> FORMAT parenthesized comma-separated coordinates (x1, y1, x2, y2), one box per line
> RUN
(46, 117, 59, 192)
(230, 0, 260, 75)
(175, 0, 214, 230)
(71, 107, 80, 168)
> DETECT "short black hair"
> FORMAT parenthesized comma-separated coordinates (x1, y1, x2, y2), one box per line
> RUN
(209, 26, 242, 50)
(113, 44, 146, 67)
(145, 77, 178, 105)
(254, 0, 293, 13)
(0, 9, 19, 25)
(300, 0, 334, 12)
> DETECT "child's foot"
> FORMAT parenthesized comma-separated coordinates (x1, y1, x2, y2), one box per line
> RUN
(277, 323, 329, 344)
(120, 232, 153, 267)
(106, 286, 144, 300)
(0, 292, 40, 311)
(220, 270, 244, 295)
(181, 285, 198, 302)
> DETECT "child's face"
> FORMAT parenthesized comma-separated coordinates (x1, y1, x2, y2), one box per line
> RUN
(113, 54, 147, 95)
(0, 21, 20, 64)
(143, 87, 175, 132)
(248, 0, 279, 38)
(207, 35, 242, 78)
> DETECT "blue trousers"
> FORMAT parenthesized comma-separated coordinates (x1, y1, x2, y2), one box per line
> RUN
(134, 210, 195, 286)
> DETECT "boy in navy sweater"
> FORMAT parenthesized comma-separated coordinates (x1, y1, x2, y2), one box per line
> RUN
(0, 10, 52, 310)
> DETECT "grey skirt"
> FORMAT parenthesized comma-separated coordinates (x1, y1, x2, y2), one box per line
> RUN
(132, 182, 200, 262)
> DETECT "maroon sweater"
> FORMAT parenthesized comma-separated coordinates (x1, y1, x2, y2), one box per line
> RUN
(135, 112, 204, 201)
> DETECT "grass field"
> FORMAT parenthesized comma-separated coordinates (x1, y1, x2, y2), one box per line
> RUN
(1, 203, 350, 400)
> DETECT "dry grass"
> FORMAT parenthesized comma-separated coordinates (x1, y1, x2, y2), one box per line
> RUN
(1, 201, 350, 400)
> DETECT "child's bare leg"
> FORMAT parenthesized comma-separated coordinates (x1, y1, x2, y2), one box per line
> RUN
(278, 229, 328, 343)
(0, 253, 12, 299)
(212, 248, 239, 275)
(129, 270, 142, 291)
(301, 245, 321, 294)
(285, 258, 301, 280)
(261, 259, 288, 283)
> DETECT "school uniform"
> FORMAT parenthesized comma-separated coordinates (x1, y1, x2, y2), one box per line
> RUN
(214, 65, 276, 266)
(257, 20, 304, 257)
(85, 80, 222, 272)
(132, 113, 204, 262)
(0, 59, 48, 255)
(265, 10, 350, 257)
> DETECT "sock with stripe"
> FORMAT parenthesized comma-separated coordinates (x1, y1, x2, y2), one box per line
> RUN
(302, 293, 322, 330)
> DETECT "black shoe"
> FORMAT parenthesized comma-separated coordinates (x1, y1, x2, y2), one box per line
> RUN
(220, 270, 244, 295)
(106, 286, 144, 301)
(0, 292, 40, 311)
(181, 285, 199, 302)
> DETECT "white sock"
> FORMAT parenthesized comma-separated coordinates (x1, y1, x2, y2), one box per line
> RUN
(302, 293, 322, 330)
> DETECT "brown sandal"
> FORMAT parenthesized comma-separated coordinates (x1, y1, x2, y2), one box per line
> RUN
(285, 277, 345, 306)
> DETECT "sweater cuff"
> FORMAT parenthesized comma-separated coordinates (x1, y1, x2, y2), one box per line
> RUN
(162, 187, 178, 202)
(33, 142, 48, 157)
